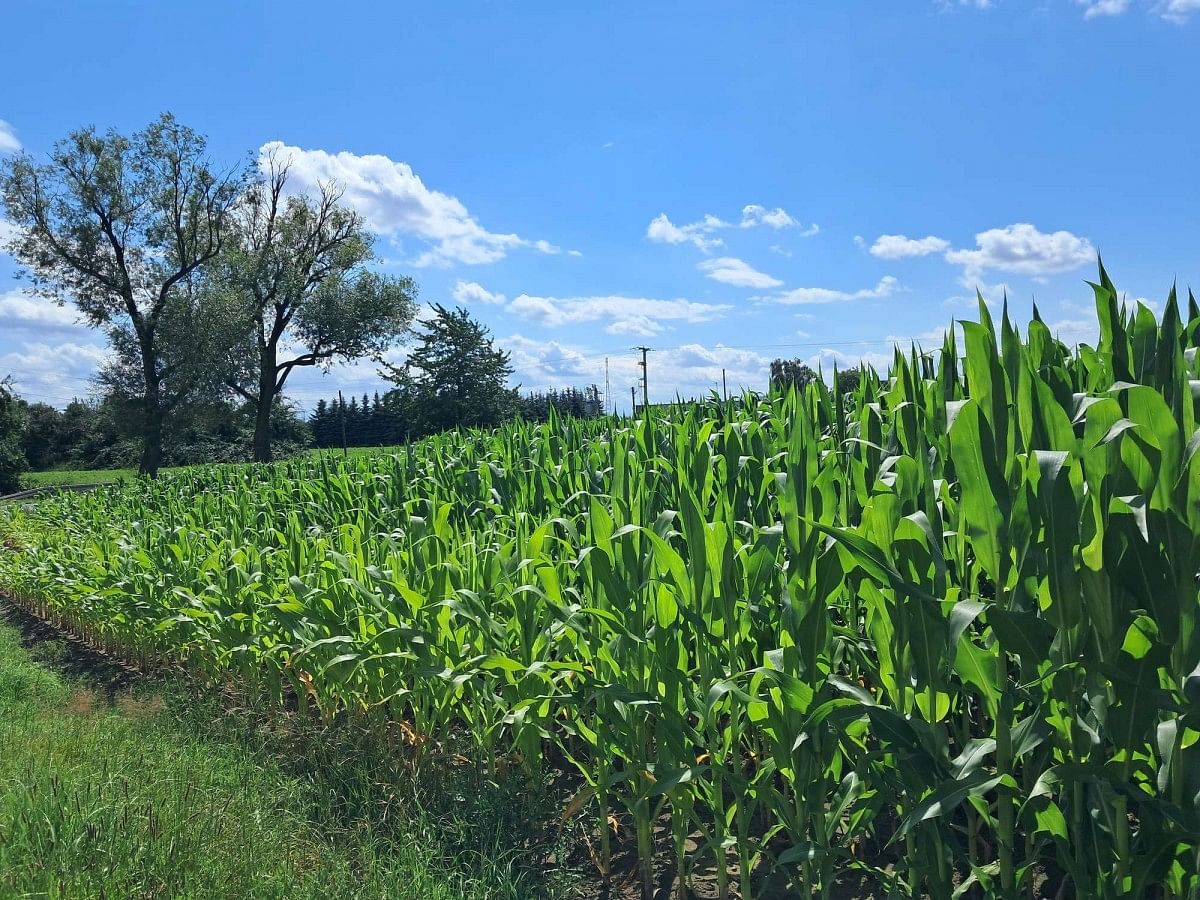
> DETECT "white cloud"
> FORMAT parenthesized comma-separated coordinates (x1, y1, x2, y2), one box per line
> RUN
(647, 204, 815, 254)
(0, 217, 18, 247)
(740, 205, 796, 229)
(769, 245, 792, 257)
(258, 141, 559, 268)
(741, 204, 817, 236)
(697, 256, 783, 289)
(0, 291, 86, 331)
(805, 346, 895, 375)
(1160, 0, 1200, 21)
(503, 334, 597, 386)
(506, 335, 775, 408)
(2, 340, 109, 407)
(774, 276, 899, 305)
(452, 280, 506, 305)
(0, 120, 20, 154)
(945, 224, 1095, 285)
(508, 293, 731, 336)
(646, 212, 728, 253)
(1076, 0, 1130, 17)
(886, 325, 954, 347)
(869, 233, 951, 259)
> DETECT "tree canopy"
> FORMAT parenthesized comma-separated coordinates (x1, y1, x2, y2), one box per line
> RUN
(0, 114, 246, 475)
(0, 378, 28, 493)
(220, 152, 417, 461)
(380, 304, 516, 436)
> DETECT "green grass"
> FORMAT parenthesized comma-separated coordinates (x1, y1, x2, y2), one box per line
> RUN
(20, 467, 137, 487)
(0, 616, 575, 900)
(19, 447, 403, 489)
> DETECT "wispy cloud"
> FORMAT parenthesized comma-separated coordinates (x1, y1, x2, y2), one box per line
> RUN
(697, 256, 783, 289)
(1075, 0, 1131, 17)
(508, 293, 731, 337)
(773, 276, 899, 305)
(647, 204, 816, 254)
(0, 120, 20, 154)
(868, 234, 951, 259)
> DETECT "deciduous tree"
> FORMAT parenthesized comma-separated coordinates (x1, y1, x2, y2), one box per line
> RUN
(0, 114, 245, 476)
(221, 153, 417, 462)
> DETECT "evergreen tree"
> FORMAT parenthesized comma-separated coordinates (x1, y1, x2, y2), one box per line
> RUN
(381, 305, 516, 436)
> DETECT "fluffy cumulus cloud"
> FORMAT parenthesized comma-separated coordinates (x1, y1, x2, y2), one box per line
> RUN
(508, 293, 731, 337)
(945, 223, 1095, 281)
(647, 205, 815, 254)
(696, 256, 783, 289)
(1, 340, 109, 406)
(645, 212, 729, 253)
(868, 234, 951, 259)
(774, 276, 898, 305)
(741, 204, 818, 237)
(739, 205, 794, 229)
(258, 141, 561, 268)
(0, 120, 20, 154)
(0, 291, 84, 330)
(503, 334, 775, 406)
(502, 334, 597, 385)
(452, 280, 506, 305)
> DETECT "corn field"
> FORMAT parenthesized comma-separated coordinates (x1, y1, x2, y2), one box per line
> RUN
(2, 266, 1199, 898)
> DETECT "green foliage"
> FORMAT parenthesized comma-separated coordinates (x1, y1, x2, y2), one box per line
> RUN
(9, 389, 311, 476)
(3, 263, 1199, 898)
(0, 113, 247, 476)
(381, 304, 518, 437)
(0, 621, 558, 900)
(0, 379, 27, 494)
(220, 156, 417, 462)
(769, 357, 816, 391)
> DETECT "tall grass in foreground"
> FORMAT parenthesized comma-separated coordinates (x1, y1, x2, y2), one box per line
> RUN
(2, 263, 1198, 898)
(0, 619, 550, 900)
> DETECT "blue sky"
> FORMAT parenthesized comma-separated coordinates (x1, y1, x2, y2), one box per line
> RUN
(2, 0, 1198, 413)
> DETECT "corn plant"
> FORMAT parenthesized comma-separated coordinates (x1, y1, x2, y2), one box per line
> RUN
(2, 261, 1197, 899)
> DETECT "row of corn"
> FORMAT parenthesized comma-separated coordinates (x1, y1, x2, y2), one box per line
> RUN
(2, 264, 1198, 898)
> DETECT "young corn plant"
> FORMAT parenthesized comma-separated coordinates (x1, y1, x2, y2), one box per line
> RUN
(2, 260, 1197, 899)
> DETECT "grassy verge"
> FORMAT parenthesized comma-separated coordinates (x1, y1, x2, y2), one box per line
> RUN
(20, 467, 137, 487)
(0, 609, 577, 900)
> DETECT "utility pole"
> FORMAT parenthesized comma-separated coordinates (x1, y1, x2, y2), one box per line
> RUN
(722, 368, 728, 403)
(634, 346, 651, 413)
(630, 385, 636, 416)
(337, 390, 348, 457)
(605, 357, 610, 416)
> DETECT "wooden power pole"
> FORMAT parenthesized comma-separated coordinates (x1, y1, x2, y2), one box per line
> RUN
(635, 346, 651, 412)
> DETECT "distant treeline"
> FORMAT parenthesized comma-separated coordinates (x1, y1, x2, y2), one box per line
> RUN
(309, 385, 604, 449)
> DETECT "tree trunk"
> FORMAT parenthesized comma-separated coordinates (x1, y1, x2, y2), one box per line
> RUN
(139, 374, 164, 478)
(252, 342, 277, 463)
(136, 325, 165, 478)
